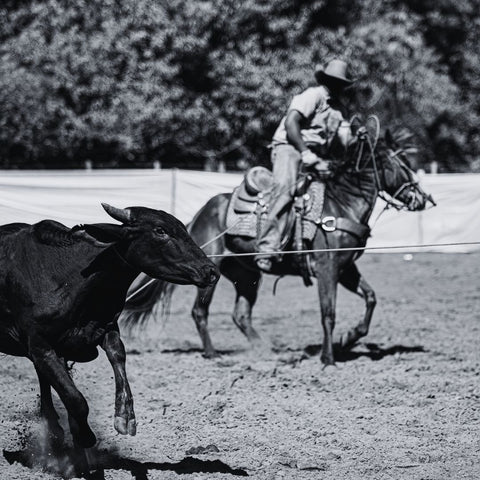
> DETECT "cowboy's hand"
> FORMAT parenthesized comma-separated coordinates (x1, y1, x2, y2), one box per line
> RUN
(356, 126, 368, 140)
(315, 158, 334, 179)
(301, 149, 319, 166)
(315, 158, 331, 172)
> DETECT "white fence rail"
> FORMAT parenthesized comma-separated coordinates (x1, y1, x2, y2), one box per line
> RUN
(0, 169, 478, 252)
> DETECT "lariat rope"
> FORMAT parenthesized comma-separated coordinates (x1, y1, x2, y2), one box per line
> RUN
(126, 237, 480, 303)
(125, 175, 307, 302)
(207, 242, 480, 259)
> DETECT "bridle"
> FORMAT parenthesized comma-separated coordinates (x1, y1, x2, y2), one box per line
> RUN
(350, 116, 435, 211)
(378, 149, 435, 211)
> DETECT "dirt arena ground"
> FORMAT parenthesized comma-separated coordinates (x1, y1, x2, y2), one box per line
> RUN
(1, 253, 479, 480)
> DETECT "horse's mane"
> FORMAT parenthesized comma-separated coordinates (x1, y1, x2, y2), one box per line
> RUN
(388, 127, 418, 156)
(325, 139, 383, 211)
(326, 126, 417, 211)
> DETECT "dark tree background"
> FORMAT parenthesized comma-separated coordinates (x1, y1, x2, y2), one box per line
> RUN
(0, 0, 478, 171)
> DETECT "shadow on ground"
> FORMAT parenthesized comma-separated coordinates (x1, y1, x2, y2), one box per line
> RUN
(274, 342, 426, 363)
(4, 447, 248, 479)
(160, 347, 239, 356)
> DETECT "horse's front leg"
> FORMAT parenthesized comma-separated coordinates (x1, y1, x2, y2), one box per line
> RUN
(338, 262, 376, 349)
(192, 282, 220, 358)
(316, 256, 339, 365)
(102, 328, 136, 436)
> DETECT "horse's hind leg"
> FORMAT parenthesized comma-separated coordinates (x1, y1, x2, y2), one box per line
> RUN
(338, 262, 376, 349)
(221, 258, 262, 343)
(192, 282, 219, 358)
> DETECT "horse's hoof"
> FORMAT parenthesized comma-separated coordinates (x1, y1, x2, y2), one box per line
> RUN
(320, 354, 336, 367)
(203, 350, 220, 359)
(322, 362, 337, 371)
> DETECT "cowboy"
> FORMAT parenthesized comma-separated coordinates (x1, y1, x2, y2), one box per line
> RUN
(255, 59, 354, 272)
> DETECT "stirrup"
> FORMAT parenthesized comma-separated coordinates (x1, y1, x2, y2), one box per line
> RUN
(255, 257, 273, 273)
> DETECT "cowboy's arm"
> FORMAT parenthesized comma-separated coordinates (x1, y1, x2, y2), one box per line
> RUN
(286, 110, 330, 170)
(285, 110, 308, 154)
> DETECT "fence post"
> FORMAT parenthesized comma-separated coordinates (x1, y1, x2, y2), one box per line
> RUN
(417, 169, 425, 245)
(170, 168, 177, 216)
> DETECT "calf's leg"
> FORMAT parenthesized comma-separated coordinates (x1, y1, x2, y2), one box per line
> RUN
(102, 329, 136, 436)
(35, 366, 64, 447)
(29, 337, 96, 448)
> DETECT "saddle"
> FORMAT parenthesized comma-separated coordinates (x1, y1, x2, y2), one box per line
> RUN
(225, 166, 327, 248)
(225, 166, 371, 258)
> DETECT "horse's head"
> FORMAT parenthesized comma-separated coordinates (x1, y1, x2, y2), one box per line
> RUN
(376, 130, 435, 211)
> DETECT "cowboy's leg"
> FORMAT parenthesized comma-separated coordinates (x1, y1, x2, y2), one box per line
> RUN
(256, 144, 300, 257)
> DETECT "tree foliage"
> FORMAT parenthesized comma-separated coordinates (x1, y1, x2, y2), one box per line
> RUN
(0, 0, 478, 171)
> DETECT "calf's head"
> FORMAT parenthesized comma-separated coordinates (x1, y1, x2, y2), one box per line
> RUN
(82, 203, 219, 288)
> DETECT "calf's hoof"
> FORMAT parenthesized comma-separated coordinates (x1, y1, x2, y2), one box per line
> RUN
(115, 416, 137, 436)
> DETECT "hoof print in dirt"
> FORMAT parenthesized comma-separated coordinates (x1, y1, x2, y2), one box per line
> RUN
(185, 444, 220, 455)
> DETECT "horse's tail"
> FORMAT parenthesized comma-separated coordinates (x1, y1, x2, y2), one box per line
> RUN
(120, 275, 176, 332)
(120, 192, 230, 333)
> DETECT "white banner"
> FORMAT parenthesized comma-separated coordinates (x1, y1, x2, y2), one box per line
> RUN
(0, 169, 478, 252)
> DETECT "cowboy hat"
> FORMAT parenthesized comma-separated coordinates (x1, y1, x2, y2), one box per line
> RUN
(315, 59, 353, 86)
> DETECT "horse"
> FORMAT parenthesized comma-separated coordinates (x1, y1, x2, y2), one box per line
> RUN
(123, 128, 434, 365)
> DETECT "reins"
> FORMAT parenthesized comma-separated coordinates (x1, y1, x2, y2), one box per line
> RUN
(351, 116, 433, 214)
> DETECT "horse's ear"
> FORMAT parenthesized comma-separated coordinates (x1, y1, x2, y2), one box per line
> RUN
(385, 129, 395, 147)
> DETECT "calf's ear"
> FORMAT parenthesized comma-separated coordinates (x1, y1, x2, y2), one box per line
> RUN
(74, 223, 124, 243)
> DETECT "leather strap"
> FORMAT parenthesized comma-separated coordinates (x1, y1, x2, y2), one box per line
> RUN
(323, 217, 370, 240)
